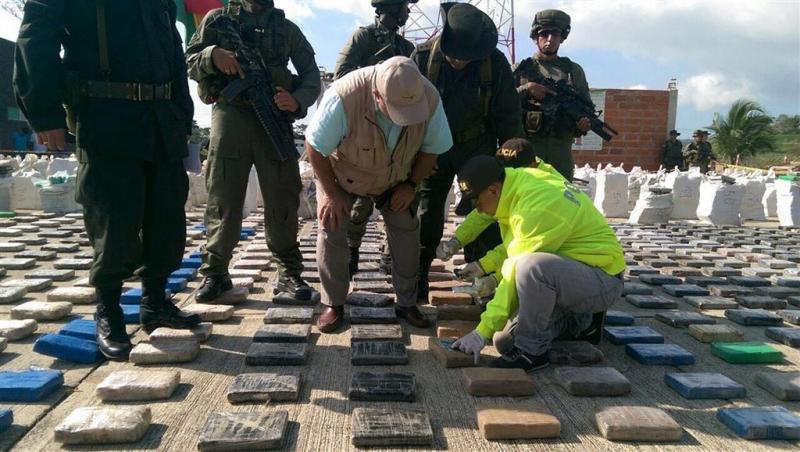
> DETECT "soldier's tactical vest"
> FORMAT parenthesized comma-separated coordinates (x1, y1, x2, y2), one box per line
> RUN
(197, 0, 293, 103)
(514, 56, 579, 138)
(416, 36, 493, 144)
(330, 67, 440, 197)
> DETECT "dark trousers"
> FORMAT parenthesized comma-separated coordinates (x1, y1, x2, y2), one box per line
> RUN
(76, 148, 188, 291)
(417, 163, 502, 298)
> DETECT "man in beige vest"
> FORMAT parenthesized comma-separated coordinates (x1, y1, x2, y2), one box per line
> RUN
(306, 56, 453, 333)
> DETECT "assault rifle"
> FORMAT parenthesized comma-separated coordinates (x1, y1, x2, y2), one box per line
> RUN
(537, 77, 619, 142)
(205, 13, 295, 161)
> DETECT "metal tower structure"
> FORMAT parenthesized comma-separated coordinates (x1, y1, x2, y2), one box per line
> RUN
(403, 0, 516, 63)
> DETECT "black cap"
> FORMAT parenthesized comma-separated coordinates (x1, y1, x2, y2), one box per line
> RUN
(457, 155, 505, 200)
(669, 129, 680, 136)
(496, 138, 536, 168)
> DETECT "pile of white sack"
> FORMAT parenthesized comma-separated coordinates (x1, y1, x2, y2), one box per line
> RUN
(571, 161, 797, 227)
(0, 154, 81, 213)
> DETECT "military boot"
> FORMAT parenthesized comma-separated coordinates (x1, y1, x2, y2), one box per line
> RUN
(95, 285, 132, 361)
(140, 277, 201, 334)
(274, 274, 313, 301)
(195, 274, 233, 302)
(348, 247, 360, 279)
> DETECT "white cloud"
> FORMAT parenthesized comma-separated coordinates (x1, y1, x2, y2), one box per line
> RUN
(679, 72, 754, 111)
(274, 0, 314, 19)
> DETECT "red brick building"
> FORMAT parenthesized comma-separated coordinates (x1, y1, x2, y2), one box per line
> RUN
(572, 87, 677, 171)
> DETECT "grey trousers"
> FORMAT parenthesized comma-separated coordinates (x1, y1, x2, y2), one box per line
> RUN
(494, 252, 623, 356)
(316, 187, 419, 307)
(347, 196, 373, 249)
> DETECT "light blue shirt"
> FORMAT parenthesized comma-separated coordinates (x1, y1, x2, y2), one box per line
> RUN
(305, 87, 453, 157)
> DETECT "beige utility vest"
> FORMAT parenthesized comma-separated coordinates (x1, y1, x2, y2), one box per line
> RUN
(330, 67, 440, 197)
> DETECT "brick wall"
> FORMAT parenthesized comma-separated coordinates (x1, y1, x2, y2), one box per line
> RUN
(573, 88, 672, 171)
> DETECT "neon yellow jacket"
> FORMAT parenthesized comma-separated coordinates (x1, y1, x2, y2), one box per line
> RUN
(468, 167, 626, 340)
(454, 158, 563, 279)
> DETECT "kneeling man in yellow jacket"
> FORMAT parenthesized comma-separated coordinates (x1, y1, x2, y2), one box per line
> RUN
(446, 155, 625, 371)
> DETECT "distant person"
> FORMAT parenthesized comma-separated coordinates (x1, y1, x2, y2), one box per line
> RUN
(661, 129, 683, 170)
(684, 130, 717, 174)
(11, 127, 30, 152)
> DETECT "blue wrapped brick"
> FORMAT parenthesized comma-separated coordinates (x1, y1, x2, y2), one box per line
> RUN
(171, 268, 198, 281)
(181, 258, 202, 269)
(717, 406, 800, 440)
(604, 326, 664, 345)
(120, 288, 172, 305)
(167, 278, 188, 292)
(626, 343, 695, 365)
(122, 305, 140, 324)
(33, 334, 103, 364)
(665, 372, 746, 399)
(58, 319, 96, 341)
(0, 369, 64, 402)
(605, 310, 635, 326)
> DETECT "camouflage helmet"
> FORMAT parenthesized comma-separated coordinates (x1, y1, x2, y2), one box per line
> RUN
(531, 9, 571, 40)
(371, 0, 417, 6)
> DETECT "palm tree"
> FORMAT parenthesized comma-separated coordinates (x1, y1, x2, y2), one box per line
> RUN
(708, 99, 776, 164)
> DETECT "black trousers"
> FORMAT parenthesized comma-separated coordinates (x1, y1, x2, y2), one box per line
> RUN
(76, 146, 188, 290)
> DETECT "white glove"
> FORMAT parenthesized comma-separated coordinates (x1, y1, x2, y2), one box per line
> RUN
(453, 274, 497, 300)
(457, 261, 486, 282)
(452, 330, 489, 365)
(435, 238, 461, 261)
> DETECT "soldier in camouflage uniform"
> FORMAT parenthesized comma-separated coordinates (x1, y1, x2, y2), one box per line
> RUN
(13, 0, 200, 360)
(333, 0, 417, 276)
(662, 129, 684, 170)
(186, 0, 321, 302)
(513, 9, 592, 182)
(684, 130, 717, 174)
(413, 2, 522, 303)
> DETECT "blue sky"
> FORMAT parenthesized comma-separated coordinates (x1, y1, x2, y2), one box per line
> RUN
(3, 0, 798, 133)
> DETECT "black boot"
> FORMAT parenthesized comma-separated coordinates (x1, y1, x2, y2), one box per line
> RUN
(95, 285, 132, 361)
(349, 247, 360, 279)
(274, 274, 313, 301)
(140, 277, 201, 334)
(195, 274, 233, 302)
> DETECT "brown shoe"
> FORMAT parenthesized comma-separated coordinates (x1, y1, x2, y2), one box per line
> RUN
(396, 305, 430, 328)
(317, 306, 344, 333)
